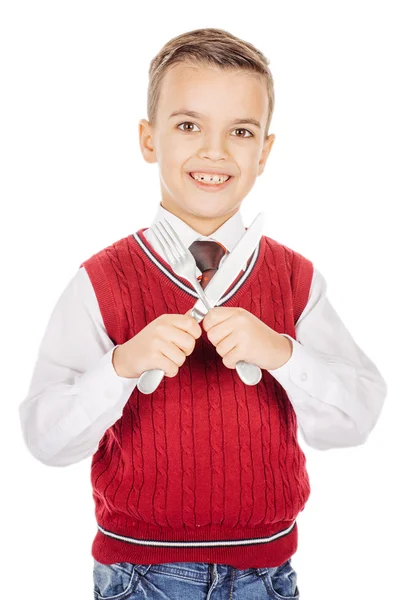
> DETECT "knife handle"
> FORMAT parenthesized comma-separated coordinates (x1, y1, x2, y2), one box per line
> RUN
(235, 361, 262, 386)
(136, 307, 262, 394)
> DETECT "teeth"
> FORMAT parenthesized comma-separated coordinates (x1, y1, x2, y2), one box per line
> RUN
(190, 172, 230, 184)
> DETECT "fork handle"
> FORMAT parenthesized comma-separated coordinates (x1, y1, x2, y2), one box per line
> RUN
(136, 307, 262, 394)
(136, 368, 166, 395)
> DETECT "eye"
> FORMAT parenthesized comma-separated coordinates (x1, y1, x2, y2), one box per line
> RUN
(176, 122, 254, 138)
(177, 121, 200, 132)
(232, 128, 253, 138)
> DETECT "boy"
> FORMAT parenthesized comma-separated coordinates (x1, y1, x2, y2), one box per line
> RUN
(19, 28, 387, 598)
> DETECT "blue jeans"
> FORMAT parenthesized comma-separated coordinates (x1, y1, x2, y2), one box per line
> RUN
(93, 558, 300, 599)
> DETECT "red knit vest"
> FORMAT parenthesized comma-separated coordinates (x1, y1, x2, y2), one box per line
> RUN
(80, 227, 314, 569)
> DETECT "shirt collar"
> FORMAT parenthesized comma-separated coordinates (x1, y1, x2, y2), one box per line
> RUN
(148, 202, 246, 253)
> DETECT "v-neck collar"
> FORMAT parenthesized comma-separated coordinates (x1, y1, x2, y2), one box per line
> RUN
(129, 227, 266, 306)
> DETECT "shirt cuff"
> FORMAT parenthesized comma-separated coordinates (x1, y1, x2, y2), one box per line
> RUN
(267, 333, 295, 374)
(73, 346, 138, 422)
(267, 334, 322, 405)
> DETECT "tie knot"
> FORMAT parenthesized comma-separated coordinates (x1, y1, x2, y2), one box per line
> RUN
(188, 240, 226, 274)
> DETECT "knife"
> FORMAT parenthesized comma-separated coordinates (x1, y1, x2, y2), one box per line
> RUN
(137, 212, 265, 395)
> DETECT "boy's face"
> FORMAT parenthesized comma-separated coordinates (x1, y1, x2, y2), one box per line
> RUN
(139, 62, 275, 235)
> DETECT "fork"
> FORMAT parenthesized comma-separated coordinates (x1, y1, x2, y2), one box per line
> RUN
(155, 219, 214, 312)
(136, 218, 262, 394)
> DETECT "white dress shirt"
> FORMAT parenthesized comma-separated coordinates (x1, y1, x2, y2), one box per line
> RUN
(18, 203, 388, 466)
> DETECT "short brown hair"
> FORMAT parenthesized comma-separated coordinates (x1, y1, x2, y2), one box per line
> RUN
(147, 28, 275, 140)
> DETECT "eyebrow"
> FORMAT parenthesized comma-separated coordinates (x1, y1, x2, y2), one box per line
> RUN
(168, 109, 261, 129)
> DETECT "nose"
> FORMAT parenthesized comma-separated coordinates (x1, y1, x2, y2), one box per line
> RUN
(198, 133, 230, 161)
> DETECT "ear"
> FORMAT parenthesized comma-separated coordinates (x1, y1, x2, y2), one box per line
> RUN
(258, 133, 276, 176)
(138, 118, 158, 164)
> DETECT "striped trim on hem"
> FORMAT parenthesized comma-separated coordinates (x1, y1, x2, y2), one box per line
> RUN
(97, 521, 296, 548)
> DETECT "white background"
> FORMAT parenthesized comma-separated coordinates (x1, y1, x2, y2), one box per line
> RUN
(1, 1, 399, 598)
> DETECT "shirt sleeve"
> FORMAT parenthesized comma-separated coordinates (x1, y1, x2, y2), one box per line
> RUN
(18, 266, 138, 467)
(267, 267, 388, 450)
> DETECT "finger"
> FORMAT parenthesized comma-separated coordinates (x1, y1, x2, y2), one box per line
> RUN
(206, 317, 236, 346)
(158, 340, 187, 373)
(202, 307, 237, 332)
(221, 345, 241, 369)
(215, 333, 237, 359)
(176, 311, 202, 338)
(158, 354, 180, 378)
(165, 326, 198, 355)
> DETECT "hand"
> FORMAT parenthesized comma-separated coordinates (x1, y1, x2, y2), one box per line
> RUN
(112, 310, 202, 379)
(202, 307, 293, 371)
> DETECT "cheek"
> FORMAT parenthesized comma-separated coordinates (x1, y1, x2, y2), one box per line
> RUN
(240, 151, 260, 176)
(162, 148, 190, 176)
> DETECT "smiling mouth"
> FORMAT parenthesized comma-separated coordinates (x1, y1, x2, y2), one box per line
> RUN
(189, 173, 232, 183)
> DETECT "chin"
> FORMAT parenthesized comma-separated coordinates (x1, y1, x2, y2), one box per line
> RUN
(185, 203, 232, 218)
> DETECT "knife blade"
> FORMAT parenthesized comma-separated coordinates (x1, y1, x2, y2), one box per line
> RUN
(137, 212, 265, 395)
(190, 211, 265, 319)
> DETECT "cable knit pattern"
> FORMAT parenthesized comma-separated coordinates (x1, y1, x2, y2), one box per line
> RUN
(80, 227, 314, 569)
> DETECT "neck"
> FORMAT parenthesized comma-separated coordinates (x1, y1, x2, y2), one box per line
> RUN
(160, 201, 240, 236)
